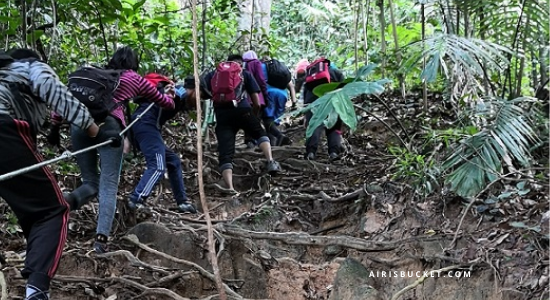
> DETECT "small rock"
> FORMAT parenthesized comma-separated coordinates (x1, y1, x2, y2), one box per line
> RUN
(366, 183, 383, 193)
(324, 245, 344, 256)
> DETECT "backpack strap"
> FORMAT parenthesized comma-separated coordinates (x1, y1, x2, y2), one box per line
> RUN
(8, 82, 39, 135)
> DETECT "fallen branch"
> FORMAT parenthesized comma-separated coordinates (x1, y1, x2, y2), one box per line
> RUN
(216, 225, 397, 252)
(122, 235, 242, 299)
(54, 275, 188, 300)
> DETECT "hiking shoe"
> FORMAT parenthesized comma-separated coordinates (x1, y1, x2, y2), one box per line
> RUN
(25, 285, 49, 300)
(278, 136, 292, 146)
(246, 141, 256, 149)
(212, 183, 239, 196)
(178, 201, 198, 214)
(306, 153, 315, 160)
(94, 234, 108, 254)
(127, 200, 145, 211)
(329, 152, 340, 161)
(266, 160, 281, 174)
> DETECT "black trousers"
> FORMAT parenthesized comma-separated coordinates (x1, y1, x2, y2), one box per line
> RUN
(215, 107, 268, 171)
(304, 111, 343, 155)
(0, 115, 69, 291)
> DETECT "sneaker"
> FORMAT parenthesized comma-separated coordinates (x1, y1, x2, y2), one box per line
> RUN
(278, 136, 292, 146)
(329, 152, 340, 161)
(94, 234, 108, 254)
(178, 201, 198, 214)
(127, 200, 145, 211)
(212, 183, 239, 196)
(25, 285, 49, 300)
(266, 160, 281, 174)
(306, 153, 315, 160)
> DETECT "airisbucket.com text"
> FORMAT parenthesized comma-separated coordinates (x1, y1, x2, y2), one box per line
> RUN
(368, 270, 471, 278)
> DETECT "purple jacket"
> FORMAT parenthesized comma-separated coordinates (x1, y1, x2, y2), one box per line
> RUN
(244, 58, 268, 106)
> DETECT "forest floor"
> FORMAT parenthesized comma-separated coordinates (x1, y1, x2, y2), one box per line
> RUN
(0, 92, 548, 300)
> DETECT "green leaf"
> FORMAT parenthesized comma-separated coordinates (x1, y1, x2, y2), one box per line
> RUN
(312, 83, 341, 97)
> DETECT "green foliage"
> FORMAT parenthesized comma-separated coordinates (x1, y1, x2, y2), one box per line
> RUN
(388, 146, 439, 197)
(442, 97, 539, 197)
(293, 64, 390, 138)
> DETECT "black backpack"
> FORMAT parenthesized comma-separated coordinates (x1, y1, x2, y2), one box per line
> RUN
(67, 66, 123, 122)
(265, 59, 291, 89)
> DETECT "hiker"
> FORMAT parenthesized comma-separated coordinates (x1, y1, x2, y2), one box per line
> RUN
(302, 57, 345, 161)
(260, 56, 295, 146)
(294, 58, 309, 95)
(202, 54, 282, 193)
(49, 46, 175, 253)
(0, 48, 119, 300)
(242, 50, 269, 149)
(127, 73, 196, 213)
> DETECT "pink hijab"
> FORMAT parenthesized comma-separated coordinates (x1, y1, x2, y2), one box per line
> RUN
(295, 59, 309, 75)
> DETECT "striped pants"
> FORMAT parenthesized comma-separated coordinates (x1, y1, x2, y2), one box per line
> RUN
(0, 115, 69, 292)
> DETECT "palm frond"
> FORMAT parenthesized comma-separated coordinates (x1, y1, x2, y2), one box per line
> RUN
(442, 97, 540, 197)
(402, 34, 511, 84)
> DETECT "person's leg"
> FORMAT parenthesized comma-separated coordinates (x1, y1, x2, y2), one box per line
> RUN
(304, 111, 324, 159)
(215, 109, 239, 191)
(0, 117, 69, 300)
(273, 95, 291, 146)
(327, 118, 343, 159)
(68, 125, 100, 210)
(129, 123, 166, 206)
(263, 117, 283, 145)
(165, 146, 197, 213)
(94, 118, 124, 253)
(241, 109, 281, 174)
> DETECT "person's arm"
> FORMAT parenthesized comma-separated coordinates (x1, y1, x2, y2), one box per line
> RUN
(244, 72, 261, 113)
(287, 81, 297, 106)
(29, 61, 95, 132)
(124, 72, 174, 109)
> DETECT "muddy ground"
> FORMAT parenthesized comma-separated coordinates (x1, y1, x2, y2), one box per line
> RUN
(0, 92, 548, 300)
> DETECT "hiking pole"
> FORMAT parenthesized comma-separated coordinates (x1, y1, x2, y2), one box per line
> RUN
(0, 102, 157, 182)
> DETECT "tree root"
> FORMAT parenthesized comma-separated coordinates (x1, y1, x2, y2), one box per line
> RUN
(54, 274, 189, 300)
(389, 263, 477, 300)
(122, 234, 243, 300)
(0, 271, 7, 300)
(216, 224, 397, 252)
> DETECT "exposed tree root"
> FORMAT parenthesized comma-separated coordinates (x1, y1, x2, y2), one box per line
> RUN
(0, 271, 7, 300)
(216, 224, 398, 252)
(122, 234, 243, 299)
(389, 262, 479, 300)
(55, 274, 189, 300)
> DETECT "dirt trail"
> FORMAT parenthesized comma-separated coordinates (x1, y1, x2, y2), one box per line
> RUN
(0, 92, 548, 300)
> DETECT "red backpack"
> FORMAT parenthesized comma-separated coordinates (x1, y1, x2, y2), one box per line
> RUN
(211, 61, 244, 107)
(305, 57, 331, 89)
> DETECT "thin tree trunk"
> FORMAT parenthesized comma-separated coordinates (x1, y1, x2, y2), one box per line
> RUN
(353, 0, 359, 72)
(463, 7, 469, 37)
(388, 0, 404, 97)
(421, 3, 428, 113)
(530, 49, 538, 90)
(190, 0, 227, 299)
(540, 46, 548, 86)
(377, 0, 386, 78)
(21, 0, 27, 47)
(362, 0, 370, 63)
(201, 0, 207, 69)
(515, 16, 529, 97)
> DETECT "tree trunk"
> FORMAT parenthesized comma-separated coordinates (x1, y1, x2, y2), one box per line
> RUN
(238, 0, 271, 52)
(388, 0, 404, 97)
(377, 0, 386, 78)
